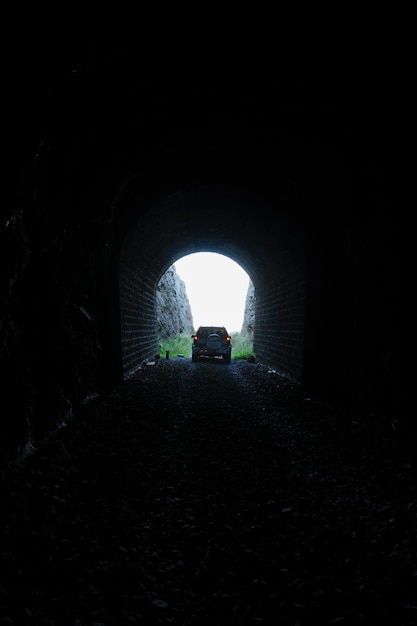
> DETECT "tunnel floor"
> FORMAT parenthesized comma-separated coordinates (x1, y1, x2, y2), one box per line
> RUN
(1, 359, 416, 625)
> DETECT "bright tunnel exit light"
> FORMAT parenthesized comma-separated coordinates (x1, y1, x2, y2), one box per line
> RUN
(174, 252, 250, 333)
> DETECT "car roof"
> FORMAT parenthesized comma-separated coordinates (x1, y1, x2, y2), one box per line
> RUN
(197, 326, 228, 332)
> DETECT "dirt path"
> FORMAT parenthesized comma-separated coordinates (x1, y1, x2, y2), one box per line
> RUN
(1, 359, 416, 624)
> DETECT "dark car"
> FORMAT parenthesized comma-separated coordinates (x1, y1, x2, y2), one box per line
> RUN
(191, 326, 232, 363)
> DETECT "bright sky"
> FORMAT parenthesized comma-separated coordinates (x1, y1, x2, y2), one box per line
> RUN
(174, 252, 250, 333)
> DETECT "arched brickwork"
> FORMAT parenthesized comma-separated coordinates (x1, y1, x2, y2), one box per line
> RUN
(116, 186, 306, 380)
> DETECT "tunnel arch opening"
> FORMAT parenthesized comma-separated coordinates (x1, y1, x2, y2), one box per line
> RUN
(169, 251, 251, 334)
(116, 185, 307, 381)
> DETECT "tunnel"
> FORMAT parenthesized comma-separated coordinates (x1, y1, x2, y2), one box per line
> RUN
(1, 38, 400, 467)
(117, 184, 306, 379)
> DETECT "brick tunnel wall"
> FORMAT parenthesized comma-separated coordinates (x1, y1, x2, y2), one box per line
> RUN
(118, 251, 159, 375)
(254, 271, 306, 380)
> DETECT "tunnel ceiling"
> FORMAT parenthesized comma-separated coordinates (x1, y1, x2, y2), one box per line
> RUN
(117, 184, 305, 291)
(7, 35, 391, 317)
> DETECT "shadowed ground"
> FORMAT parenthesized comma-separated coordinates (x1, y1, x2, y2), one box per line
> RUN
(1, 359, 416, 625)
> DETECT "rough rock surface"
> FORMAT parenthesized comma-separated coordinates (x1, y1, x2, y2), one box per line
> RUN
(156, 265, 194, 339)
(1, 359, 416, 625)
(241, 279, 255, 335)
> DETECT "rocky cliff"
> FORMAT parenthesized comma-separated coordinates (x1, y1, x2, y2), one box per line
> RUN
(156, 265, 194, 339)
(241, 279, 255, 335)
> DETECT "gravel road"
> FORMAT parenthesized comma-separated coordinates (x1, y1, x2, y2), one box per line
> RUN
(1, 358, 416, 625)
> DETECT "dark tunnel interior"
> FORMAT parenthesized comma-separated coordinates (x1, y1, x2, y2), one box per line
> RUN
(1, 33, 402, 467)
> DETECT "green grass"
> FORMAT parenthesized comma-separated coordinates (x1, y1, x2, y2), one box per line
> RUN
(159, 332, 255, 361)
(159, 333, 193, 357)
(230, 332, 255, 360)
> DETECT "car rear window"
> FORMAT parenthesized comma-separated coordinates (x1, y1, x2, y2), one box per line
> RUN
(197, 327, 228, 337)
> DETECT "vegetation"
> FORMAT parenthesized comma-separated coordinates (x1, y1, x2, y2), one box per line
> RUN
(159, 332, 255, 361)
(159, 333, 193, 358)
(230, 332, 255, 360)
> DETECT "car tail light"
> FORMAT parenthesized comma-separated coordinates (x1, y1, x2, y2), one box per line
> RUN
(194, 335, 198, 341)
(226, 336, 231, 342)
